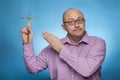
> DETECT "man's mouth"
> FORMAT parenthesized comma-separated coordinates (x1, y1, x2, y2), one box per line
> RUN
(74, 29, 82, 32)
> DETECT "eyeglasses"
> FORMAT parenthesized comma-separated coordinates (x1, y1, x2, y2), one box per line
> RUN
(64, 18, 85, 26)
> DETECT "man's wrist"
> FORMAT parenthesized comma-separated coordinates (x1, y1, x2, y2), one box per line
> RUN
(22, 41, 32, 45)
(58, 45, 64, 53)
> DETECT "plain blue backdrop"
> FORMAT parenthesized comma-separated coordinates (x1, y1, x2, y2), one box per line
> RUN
(0, 0, 120, 80)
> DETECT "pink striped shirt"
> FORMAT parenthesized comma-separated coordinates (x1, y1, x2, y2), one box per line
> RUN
(23, 33, 106, 80)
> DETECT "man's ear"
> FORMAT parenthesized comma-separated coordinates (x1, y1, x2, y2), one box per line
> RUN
(62, 24, 66, 31)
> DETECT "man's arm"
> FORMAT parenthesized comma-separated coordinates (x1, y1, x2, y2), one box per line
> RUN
(23, 44, 48, 73)
(43, 32, 106, 77)
(59, 39, 106, 77)
(41, 32, 106, 77)
(21, 26, 48, 73)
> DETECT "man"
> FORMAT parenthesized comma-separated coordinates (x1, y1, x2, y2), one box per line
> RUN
(21, 8, 106, 80)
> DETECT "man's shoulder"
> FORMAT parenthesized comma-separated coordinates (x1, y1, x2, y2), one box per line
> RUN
(88, 35, 105, 44)
(89, 35, 104, 40)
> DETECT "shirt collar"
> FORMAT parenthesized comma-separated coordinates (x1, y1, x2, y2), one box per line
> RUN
(80, 32, 89, 44)
(61, 32, 89, 45)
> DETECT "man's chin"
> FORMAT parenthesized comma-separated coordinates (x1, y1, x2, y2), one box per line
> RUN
(73, 32, 85, 38)
(71, 35, 82, 39)
(68, 32, 85, 38)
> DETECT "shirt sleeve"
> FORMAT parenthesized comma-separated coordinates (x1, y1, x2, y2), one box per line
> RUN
(23, 44, 48, 73)
(59, 39, 106, 77)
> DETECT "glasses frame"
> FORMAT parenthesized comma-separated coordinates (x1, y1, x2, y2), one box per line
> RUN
(63, 18, 85, 26)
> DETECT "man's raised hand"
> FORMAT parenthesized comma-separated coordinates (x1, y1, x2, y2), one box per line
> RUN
(21, 26, 34, 44)
(42, 32, 64, 53)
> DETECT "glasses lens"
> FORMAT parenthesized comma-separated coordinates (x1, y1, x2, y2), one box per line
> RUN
(68, 21, 74, 25)
(77, 19, 84, 24)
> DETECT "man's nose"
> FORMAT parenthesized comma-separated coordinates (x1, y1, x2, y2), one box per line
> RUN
(75, 21, 79, 28)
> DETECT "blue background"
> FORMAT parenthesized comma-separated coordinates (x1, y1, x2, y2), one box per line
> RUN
(0, 0, 120, 80)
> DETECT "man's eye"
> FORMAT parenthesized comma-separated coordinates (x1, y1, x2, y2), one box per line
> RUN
(77, 19, 82, 22)
(69, 21, 74, 24)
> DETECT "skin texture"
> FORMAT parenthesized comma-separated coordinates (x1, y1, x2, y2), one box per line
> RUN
(21, 8, 85, 53)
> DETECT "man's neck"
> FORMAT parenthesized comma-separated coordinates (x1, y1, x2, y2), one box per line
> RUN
(68, 35, 82, 45)
(68, 33, 85, 45)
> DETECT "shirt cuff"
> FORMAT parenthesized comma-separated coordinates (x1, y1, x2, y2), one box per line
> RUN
(23, 43, 34, 57)
(23, 43, 32, 47)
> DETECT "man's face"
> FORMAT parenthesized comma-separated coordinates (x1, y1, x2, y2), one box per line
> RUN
(62, 10, 85, 38)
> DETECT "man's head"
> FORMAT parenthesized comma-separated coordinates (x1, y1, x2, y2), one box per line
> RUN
(62, 8, 85, 39)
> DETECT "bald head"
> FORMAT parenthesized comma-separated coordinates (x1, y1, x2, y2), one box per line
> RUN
(62, 8, 84, 23)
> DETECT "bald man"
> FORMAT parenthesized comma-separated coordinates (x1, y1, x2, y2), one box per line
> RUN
(21, 8, 106, 80)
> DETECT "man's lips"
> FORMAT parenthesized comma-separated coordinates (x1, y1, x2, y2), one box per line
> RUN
(74, 29, 82, 32)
